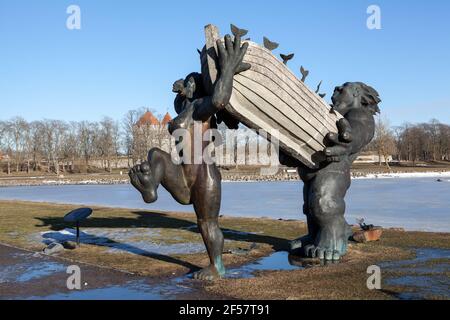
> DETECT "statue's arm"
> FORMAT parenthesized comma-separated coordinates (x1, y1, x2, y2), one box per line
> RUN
(346, 116, 375, 155)
(324, 113, 375, 162)
(193, 34, 250, 121)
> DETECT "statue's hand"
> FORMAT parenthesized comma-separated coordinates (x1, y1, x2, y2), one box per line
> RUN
(324, 118, 353, 162)
(216, 34, 251, 76)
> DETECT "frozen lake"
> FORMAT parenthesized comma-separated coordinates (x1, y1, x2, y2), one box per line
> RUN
(0, 178, 449, 232)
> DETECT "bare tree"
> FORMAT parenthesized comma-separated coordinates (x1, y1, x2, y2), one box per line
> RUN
(98, 117, 120, 172)
(122, 109, 141, 167)
(8, 117, 29, 172)
(373, 115, 396, 170)
(28, 121, 45, 172)
(77, 121, 98, 172)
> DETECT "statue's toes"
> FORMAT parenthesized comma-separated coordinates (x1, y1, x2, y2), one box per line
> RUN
(324, 250, 334, 261)
(140, 162, 151, 174)
(332, 251, 341, 261)
(316, 248, 326, 260)
(304, 244, 316, 258)
(192, 268, 218, 281)
(323, 249, 342, 261)
(128, 169, 140, 186)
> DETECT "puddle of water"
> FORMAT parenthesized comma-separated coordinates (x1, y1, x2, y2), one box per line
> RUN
(227, 251, 303, 278)
(391, 263, 449, 275)
(24, 281, 166, 300)
(0, 261, 66, 283)
(388, 275, 450, 300)
(380, 248, 450, 300)
(25, 252, 304, 299)
(382, 248, 450, 267)
(22, 276, 192, 300)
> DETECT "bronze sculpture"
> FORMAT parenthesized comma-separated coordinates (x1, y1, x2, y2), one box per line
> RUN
(129, 33, 250, 280)
(129, 23, 381, 279)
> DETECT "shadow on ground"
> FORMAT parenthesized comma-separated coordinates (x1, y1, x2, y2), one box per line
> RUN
(34, 211, 290, 272)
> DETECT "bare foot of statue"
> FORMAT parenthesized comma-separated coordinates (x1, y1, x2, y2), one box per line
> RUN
(128, 162, 158, 203)
(193, 264, 225, 281)
(303, 218, 352, 261)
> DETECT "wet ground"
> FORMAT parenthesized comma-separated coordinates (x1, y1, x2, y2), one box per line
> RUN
(380, 248, 450, 299)
(0, 243, 193, 300)
(0, 243, 303, 300)
(1, 242, 448, 300)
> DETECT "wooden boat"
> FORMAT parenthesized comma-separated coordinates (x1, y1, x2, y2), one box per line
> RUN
(201, 24, 342, 168)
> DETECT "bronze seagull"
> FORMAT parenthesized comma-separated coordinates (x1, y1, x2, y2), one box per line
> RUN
(280, 53, 294, 65)
(263, 37, 279, 51)
(230, 24, 248, 38)
(300, 66, 309, 82)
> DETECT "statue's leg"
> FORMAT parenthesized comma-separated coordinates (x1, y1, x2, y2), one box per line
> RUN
(129, 148, 191, 205)
(191, 164, 225, 280)
(303, 168, 353, 261)
(290, 179, 319, 252)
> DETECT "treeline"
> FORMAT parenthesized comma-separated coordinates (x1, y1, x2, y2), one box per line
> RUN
(369, 118, 450, 167)
(0, 108, 170, 175)
(0, 111, 449, 175)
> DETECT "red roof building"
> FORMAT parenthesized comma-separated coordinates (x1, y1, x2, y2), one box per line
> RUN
(136, 111, 172, 127)
(136, 111, 160, 127)
(161, 112, 172, 126)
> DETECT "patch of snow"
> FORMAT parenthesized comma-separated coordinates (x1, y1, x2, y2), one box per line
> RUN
(37, 228, 205, 256)
(353, 171, 450, 180)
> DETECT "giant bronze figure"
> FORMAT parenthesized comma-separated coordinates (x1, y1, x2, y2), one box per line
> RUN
(129, 32, 250, 280)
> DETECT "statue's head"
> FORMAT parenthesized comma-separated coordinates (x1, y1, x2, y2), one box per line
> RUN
(172, 73, 205, 99)
(331, 82, 381, 116)
(172, 72, 206, 114)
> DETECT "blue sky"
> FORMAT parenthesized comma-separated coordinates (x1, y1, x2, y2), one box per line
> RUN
(0, 0, 449, 126)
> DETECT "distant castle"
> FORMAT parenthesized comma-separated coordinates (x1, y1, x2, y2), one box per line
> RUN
(136, 111, 172, 127)
(131, 110, 173, 162)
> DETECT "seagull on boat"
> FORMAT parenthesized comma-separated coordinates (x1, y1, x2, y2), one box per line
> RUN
(263, 37, 279, 51)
